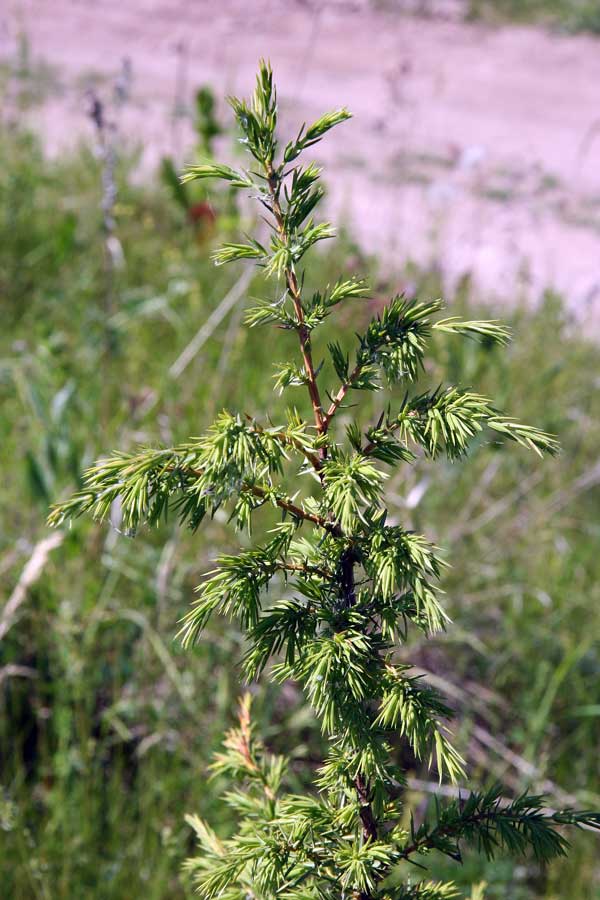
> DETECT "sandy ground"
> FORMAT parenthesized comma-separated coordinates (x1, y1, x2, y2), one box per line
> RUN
(4, 0, 600, 320)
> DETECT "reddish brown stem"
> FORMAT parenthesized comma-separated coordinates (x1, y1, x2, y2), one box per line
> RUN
(339, 548, 379, 860)
(244, 482, 340, 534)
(355, 772, 378, 843)
(176, 465, 340, 536)
(265, 167, 324, 434)
(322, 360, 364, 433)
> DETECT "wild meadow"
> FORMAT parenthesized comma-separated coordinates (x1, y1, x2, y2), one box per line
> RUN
(1, 53, 600, 899)
(465, 0, 600, 31)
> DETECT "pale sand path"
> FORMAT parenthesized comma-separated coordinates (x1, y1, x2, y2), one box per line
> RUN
(4, 0, 600, 320)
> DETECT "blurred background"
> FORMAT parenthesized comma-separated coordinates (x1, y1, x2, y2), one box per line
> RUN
(1, 1, 599, 897)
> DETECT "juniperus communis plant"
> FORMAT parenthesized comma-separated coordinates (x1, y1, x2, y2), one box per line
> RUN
(49, 62, 599, 899)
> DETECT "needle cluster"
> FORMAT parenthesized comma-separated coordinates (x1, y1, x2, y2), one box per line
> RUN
(49, 61, 598, 899)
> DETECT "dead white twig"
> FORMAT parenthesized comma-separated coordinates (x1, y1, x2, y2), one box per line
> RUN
(544, 460, 600, 514)
(169, 268, 253, 379)
(0, 533, 64, 641)
(0, 664, 39, 686)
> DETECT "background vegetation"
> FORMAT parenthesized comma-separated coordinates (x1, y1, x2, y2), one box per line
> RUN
(466, 0, 600, 32)
(1, 52, 599, 899)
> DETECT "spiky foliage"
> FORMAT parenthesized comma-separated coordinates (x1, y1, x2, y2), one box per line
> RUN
(49, 62, 598, 898)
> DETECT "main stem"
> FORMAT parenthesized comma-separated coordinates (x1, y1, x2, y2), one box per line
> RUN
(340, 548, 379, 872)
(265, 167, 324, 435)
(266, 160, 377, 891)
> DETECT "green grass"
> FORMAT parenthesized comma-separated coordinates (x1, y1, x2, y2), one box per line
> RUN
(466, 0, 600, 33)
(1, 126, 599, 897)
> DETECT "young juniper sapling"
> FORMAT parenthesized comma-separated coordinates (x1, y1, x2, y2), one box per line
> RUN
(49, 62, 600, 899)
